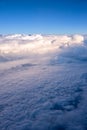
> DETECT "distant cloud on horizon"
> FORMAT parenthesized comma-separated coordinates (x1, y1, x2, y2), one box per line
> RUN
(0, 34, 85, 55)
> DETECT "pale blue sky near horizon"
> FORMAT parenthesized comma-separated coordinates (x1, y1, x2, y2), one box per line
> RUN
(0, 0, 87, 34)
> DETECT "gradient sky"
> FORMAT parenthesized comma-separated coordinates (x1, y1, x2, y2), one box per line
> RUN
(0, 0, 87, 34)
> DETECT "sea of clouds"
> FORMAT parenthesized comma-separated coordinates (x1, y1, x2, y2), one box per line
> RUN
(0, 34, 87, 63)
(0, 34, 87, 130)
(0, 34, 85, 54)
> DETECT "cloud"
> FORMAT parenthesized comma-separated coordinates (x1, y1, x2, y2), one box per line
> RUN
(0, 34, 85, 55)
(71, 34, 84, 44)
(0, 34, 87, 130)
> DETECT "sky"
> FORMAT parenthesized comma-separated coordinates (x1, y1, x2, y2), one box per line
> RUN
(0, 0, 87, 34)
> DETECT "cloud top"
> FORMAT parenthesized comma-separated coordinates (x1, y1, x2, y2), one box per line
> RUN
(0, 34, 85, 55)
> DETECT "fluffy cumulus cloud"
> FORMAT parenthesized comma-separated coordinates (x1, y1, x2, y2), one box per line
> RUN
(0, 34, 85, 55)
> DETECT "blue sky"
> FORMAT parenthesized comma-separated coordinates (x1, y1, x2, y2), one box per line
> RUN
(0, 0, 87, 34)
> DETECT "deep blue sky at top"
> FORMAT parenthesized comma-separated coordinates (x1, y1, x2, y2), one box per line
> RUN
(0, 0, 87, 34)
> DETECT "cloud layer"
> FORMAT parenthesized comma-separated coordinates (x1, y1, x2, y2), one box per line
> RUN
(0, 34, 87, 130)
(0, 34, 85, 55)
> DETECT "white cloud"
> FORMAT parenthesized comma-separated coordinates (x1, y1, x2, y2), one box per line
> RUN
(71, 34, 84, 44)
(0, 34, 85, 55)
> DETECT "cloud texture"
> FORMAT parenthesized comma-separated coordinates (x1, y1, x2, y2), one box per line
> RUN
(0, 34, 85, 54)
(0, 34, 87, 130)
